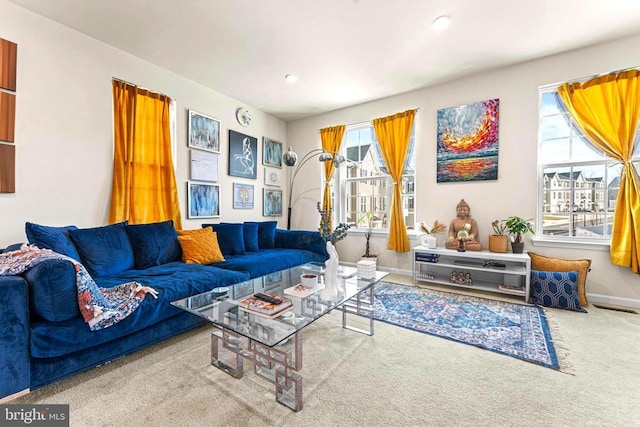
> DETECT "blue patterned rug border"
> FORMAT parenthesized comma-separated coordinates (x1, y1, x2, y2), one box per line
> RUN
(373, 281, 567, 372)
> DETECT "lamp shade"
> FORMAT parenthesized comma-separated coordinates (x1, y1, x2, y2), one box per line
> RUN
(283, 147, 298, 166)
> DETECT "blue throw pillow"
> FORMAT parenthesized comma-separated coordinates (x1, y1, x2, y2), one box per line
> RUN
(126, 220, 182, 269)
(222, 222, 259, 252)
(68, 222, 135, 278)
(246, 221, 277, 249)
(203, 223, 246, 255)
(25, 222, 81, 261)
(529, 270, 587, 313)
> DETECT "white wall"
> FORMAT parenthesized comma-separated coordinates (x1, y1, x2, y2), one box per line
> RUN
(287, 34, 640, 308)
(0, 1, 287, 246)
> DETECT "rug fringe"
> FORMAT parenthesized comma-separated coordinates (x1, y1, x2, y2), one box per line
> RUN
(542, 308, 575, 375)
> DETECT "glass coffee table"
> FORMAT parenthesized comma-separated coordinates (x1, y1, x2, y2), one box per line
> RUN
(171, 262, 388, 411)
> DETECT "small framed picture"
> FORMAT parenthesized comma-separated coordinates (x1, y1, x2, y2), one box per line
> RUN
(190, 150, 218, 182)
(263, 188, 283, 217)
(228, 130, 258, 179)
(187, 182, 220, 218)
(188, 110, 220, 153)
(233, 182, 254, 209)
(263, 167, 282, 187)
(263, 137, 282, 168)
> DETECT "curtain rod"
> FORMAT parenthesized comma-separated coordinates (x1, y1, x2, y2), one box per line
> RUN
(111, 77, 175, 100)
(319, 108, 420, 132)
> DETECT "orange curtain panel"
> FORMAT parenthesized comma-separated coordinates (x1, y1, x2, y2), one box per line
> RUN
(320, 125, 345, 230)
(557, 70, 640, 272)
(109, 80, 182, 228)
(372, 109, 416, 253)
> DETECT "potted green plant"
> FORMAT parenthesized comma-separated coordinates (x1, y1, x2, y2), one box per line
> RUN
(488, 219, 509, 253)
(503, 216, 535, 253)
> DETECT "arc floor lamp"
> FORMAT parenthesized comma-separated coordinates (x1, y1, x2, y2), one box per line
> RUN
(283, 147, 345, 230)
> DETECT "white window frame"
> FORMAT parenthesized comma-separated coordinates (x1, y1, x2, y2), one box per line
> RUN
(535, 79, 640, 250)
(335, 122, 415, 233)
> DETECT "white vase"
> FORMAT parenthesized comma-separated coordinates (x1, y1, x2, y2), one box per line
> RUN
(321, 241, 340, 300)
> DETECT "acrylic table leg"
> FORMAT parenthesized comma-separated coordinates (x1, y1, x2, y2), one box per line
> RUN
(211, 327, 244, 378)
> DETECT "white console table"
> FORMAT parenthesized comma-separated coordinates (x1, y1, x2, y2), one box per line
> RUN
(413, 246, 531, 301)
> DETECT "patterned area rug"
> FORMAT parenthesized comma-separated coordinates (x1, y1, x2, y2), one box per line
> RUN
(373, 282, 568, 372)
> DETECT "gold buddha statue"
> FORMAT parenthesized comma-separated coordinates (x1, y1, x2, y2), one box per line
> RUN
(445, 199, 482, 251)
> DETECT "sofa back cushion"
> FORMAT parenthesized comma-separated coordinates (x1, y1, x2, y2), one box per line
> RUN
(69, 222, 135, 278)
(177, 227, 225, 264)
(245, 221, 277, 249)
(203, 223, 246, 255)
(241, 222, 259, 252)
(25, 222, 81, 261)
(126, 220, 182, 269)
(24, 259, 79, 322)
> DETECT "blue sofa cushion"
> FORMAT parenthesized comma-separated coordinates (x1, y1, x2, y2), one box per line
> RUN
(529, 270, 587, 313)
(275, 229, 328, 258)
(68, 222, 134, 278)
(25, 222, 81, 261)
(29, 263, 249, 358)
(214, 248, 327, 278)
(203, 223, 246, 255)
(24, 259, 79, 322)
(126, 220, 182, 269)
(242, 222, 260, 252)
(246, 221, 277, 249)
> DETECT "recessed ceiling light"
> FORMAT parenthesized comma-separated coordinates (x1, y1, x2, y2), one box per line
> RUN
(432, 15, 451, 31)
(285, 73, 298, 84)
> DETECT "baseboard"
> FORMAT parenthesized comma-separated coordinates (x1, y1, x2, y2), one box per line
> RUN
(342, 261, 640, 310)
(0, 388, 29, 403)
(587, 293, 640, 310)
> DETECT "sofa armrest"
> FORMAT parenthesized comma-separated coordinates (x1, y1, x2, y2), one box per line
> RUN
(0, 276, 30, 400)
(274, 229, 329, 259)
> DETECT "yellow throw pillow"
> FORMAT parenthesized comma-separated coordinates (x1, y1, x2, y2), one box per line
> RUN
(177, 227, 225, 264)
(528, 252, 591, 307)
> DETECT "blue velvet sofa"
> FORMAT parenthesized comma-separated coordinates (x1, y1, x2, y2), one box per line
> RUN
(0, 220, 328, 401)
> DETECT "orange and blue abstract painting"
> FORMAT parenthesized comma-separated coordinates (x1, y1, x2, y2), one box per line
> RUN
(437, 98, 499, 182)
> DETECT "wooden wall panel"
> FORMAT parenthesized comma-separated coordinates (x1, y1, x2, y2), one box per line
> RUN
(0, 92, 16, 142)
(0, 38, 18, 92)
(0, 144, 15, 193)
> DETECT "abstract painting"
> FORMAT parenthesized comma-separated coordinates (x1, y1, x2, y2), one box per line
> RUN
(263, 137, 282, 168)
(190, 150, 218, 182)
(263, 188, 282, 217)
(187, 182, 220, 218)
(437, 98, 499, 183)
(233, 182, 254, 209)
(188, 110, 220, 153)
(228, 130, 257, 179)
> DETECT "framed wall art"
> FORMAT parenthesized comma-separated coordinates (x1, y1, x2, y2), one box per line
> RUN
(187, 181, 220, 218)
(436, 98, 499, 183)
(263, 137, 282, 168)
(263, 167, 282, 187)
(228, 130, 257, 179)
(188, 110, 220, 153)
(232, 182, 254, 209)
(263, 188, 283, 217)
(190, 150, 218, 182)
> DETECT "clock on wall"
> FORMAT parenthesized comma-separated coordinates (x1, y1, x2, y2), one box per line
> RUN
(236, 108, 252, 127)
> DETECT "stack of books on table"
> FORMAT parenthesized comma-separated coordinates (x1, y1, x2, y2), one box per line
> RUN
(239, 292, 293, 318)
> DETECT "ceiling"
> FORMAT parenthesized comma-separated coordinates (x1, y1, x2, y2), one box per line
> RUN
(8, 0, 640, 121)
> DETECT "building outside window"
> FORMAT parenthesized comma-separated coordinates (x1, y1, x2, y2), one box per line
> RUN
(538, 83, 640, 241)
(336, 123, 415, 231)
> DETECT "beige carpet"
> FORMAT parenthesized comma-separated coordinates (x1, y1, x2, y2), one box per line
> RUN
(14, 275, 640, 426)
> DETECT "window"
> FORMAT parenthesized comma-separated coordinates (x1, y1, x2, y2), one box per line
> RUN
(537, 84, 640, 241)
(336, 123, 415, 231)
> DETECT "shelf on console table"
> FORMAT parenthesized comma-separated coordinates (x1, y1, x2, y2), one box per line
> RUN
(412, 246, 531, 301)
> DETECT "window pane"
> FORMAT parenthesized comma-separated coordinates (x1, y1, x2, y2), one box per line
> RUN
(540, 91, 562, 115)
(540, 115, 571, 140)
(540, 138, 569, 164)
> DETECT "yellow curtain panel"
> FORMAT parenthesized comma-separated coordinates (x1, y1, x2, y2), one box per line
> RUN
(320, 125, 346, 230)
(557, 70, 640, 272)
(109, 80, 182, 228)
(373, 109, 416, 253)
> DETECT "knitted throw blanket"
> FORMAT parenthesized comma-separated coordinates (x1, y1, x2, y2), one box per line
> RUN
(0, 244, 153, 331)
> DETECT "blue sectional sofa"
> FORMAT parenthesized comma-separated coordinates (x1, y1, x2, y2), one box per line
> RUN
(0, 220, 328, 401)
